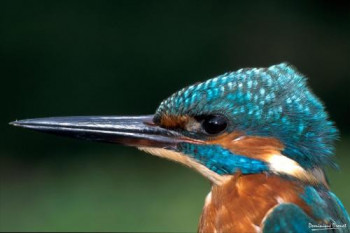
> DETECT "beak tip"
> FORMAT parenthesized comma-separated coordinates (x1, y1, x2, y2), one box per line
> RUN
(9, 121, 18, 126)
(9, 120, 29, 128)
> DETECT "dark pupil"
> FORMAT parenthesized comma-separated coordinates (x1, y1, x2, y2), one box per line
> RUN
(201, 115, 227, 134)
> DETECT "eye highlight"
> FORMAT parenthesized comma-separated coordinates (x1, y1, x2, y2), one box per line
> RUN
(198, 115, 228, 135)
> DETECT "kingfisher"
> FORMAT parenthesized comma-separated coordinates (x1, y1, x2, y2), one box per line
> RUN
(11, 63, 349, 233)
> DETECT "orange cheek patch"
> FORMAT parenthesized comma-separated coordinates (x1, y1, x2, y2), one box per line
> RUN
(206, 131, 285, 161)
(158, 114, 192, 128)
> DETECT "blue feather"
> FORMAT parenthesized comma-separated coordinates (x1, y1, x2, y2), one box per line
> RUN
(263, 204, 315, 233)
(263, 186, 350, 233)
(179, 143, 268, 175)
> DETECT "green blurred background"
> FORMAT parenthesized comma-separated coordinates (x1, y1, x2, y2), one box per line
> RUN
(1, 0, 350, 232)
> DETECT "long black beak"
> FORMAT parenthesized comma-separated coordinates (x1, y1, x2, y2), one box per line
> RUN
(10, 115, 192, 149)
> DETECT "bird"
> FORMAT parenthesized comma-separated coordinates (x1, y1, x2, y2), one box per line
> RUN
(11, 63, 350, 233)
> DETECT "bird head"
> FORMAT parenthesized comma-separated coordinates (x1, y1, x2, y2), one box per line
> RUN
(11, 63, 338, 185)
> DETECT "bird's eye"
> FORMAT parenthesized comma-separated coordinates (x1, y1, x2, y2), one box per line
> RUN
(200, 115, 228, 135)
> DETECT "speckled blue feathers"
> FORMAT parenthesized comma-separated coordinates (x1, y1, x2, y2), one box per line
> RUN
(180, 143, 268, 175)
(154, 63, 338, 169)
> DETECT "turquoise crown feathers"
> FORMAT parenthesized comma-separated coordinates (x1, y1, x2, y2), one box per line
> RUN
(154, 63, 338, 169)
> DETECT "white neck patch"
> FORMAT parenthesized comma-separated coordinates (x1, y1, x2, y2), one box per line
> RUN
(267, 154, 320, 183)
(268, 154, 305, 175)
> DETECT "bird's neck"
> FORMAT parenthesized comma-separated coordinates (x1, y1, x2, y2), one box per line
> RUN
(198, 173, 318, 233)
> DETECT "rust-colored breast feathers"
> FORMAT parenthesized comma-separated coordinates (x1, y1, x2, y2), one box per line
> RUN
(198, 174, 311, 233)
